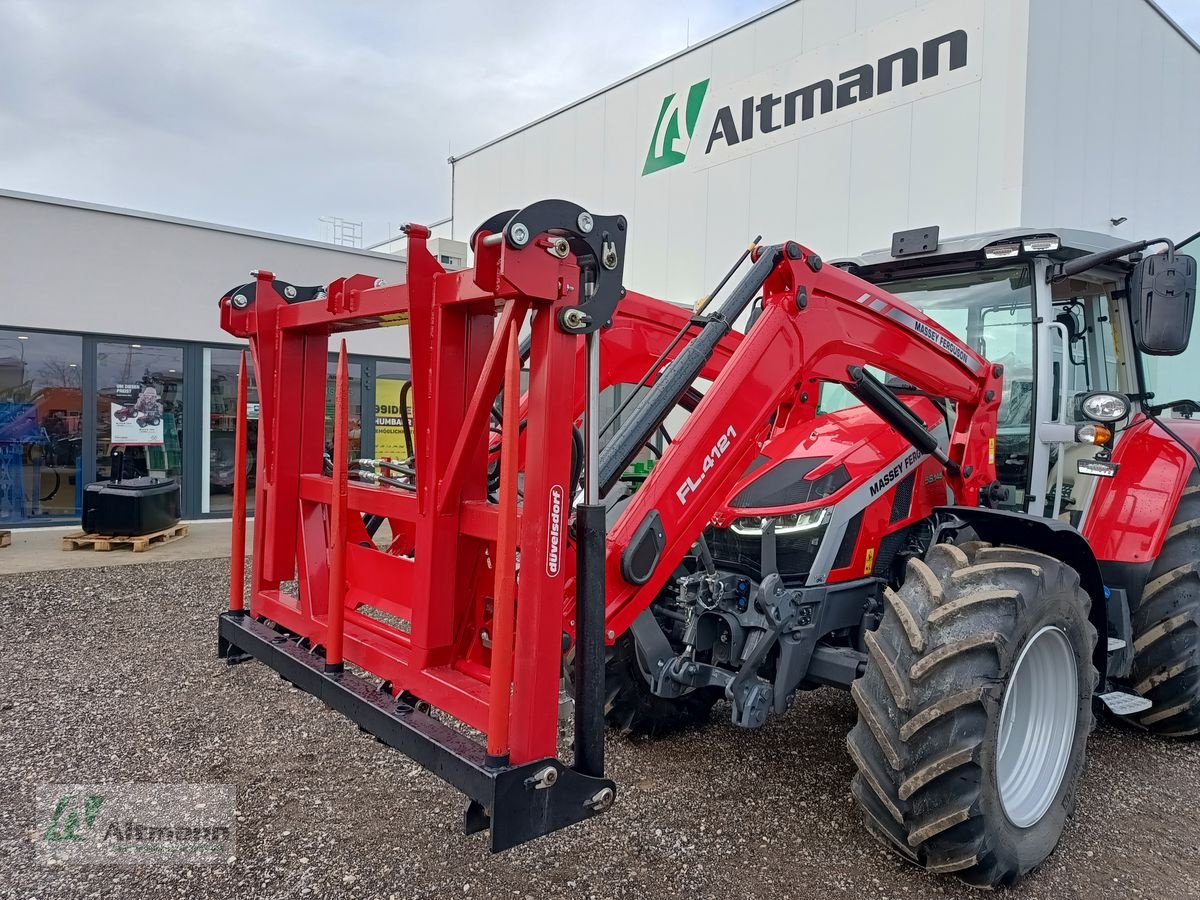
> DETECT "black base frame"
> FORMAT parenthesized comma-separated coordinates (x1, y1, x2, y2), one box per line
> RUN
(217, 611, 616, 852)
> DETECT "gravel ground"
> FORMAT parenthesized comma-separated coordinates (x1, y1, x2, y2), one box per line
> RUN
(2, 558, 1199, 899)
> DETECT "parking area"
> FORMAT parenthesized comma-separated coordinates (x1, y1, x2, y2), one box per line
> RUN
(2, 555, 1199, 899)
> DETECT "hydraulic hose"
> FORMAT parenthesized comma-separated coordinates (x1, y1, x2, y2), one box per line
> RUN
(598, 246, 782, 494)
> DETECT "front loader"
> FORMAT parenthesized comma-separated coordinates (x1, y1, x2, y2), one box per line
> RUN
(215, 200, 1197, 888)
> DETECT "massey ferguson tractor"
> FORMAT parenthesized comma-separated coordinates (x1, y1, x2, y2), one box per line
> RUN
(215, 200, 1197, 888)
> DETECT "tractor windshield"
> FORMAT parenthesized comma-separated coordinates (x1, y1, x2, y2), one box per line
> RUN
(822, 265, 1035, 509)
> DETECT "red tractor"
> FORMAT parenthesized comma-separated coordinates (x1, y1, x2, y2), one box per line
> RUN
(216, 202, 1196, 887)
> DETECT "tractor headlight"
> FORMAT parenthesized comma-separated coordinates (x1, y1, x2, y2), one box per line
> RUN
(730, 507, 831, 535)
(1081, 391, 1131, 423)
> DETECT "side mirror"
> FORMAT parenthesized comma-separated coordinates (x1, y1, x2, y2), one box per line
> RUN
(1129, 251, 1196, 356)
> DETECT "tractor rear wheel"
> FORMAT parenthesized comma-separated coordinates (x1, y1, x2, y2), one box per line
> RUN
(847, 543, 1097, 888)
(604, 633, 721, 736)
(1131, 475, 1200, 736)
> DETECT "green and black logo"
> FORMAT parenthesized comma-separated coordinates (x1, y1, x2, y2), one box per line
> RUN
(44, 793, 105, 841)
(642, 79, 709, 175)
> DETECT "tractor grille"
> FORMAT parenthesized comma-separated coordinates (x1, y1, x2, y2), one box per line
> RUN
(890, 473, 916, 523)
(703, 525, 826, 587)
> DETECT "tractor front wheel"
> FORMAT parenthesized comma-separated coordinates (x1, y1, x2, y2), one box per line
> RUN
(847, 543, 1097, 888)
(1130, 475, 1200, 737)
(604, 633, 721, 736)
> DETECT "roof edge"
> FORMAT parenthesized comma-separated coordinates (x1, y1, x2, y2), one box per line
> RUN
(1143, 0, 1200, 55)
(0, 187, 409, 264)
(366, 215, 452, 250)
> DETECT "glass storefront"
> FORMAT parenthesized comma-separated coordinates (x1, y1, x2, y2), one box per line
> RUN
(95, 342, 186, 487)
(0, 330, 84, 525)
(0, 326, 406, 526)
(326, 359, 363, 460)
(205, 348, 258, 513)
(374, 360, 412, 460)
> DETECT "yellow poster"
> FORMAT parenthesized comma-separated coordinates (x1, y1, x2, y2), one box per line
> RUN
(375, 378, 413, 459)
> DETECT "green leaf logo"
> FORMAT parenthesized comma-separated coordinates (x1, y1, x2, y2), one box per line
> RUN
(642, 79, 709, 175)
(44, 793, 105, 841)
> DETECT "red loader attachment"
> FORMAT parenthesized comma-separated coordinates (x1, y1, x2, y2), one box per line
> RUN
(217, 199, 1002, 851)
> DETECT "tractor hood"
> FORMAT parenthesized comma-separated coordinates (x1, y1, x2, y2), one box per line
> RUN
(710, 396, 944, 527)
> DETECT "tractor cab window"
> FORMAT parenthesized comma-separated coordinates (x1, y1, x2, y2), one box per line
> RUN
(1045, 281, 1129, 520)
(1048, 287, 1127, 422)
(822, 266, 1036, 510)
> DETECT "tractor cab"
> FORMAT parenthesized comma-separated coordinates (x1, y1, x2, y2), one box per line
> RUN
(836, 227, 1198, 526)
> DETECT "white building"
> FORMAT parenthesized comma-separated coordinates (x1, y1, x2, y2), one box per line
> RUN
(0, 189, 413, 527)
(446, 0, 1200, 304)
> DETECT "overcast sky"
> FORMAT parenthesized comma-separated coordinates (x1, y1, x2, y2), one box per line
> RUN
(2, 0, 1197, 247)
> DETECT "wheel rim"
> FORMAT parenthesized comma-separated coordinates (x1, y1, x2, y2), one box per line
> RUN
(996, 625, 1079, 828)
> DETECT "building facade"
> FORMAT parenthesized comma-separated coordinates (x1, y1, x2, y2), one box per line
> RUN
(447, 0, 1200, 306)
(0, 189, 413, 528)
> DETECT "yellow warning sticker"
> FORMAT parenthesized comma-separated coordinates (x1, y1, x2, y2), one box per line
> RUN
(864, 547, 875, 575)
(988, 437, 996, 465)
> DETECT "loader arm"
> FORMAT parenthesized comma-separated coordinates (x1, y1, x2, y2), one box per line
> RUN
(598, 246, 1003, 638)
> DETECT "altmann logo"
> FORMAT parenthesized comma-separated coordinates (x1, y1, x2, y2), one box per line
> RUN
(704, 30, 967, 154)
(546, 484, 564, 576)
(642, 24, 970, 175)
(642, 79, 709, 175)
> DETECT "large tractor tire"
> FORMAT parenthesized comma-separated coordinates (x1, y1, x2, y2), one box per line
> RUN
(604, 633, 721, 736)
(847, 543, 1098, 888)
(1131, 476, 1200, 736)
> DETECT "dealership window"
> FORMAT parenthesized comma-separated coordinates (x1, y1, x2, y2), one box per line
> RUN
(204, 348, 258, 514)
(94, 342, 186, 489)
(374, 359, 412, 460)
(326, 358, 363, 459)
(0, 329, 84, 525)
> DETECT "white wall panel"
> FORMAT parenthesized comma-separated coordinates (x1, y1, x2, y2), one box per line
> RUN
(847, 105, 915, 253)
(974, 0, 1030, 231)
(907, 82, 982, 238)
(703, 157, 754, 292)
(0, 193, 410, 357)
(1022, 0, 1200, 240)
(748, 140, 801, 250)
(801, 0, 859, 53)
(794, 123, 855, 255)
(664, 166, 710, 303)
(753, 2, 806, 71)
(856, 0, 918, 32)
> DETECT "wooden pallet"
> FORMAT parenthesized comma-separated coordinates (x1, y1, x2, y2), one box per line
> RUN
(0, 531, 10, 549)
(62, 523, 189, 553)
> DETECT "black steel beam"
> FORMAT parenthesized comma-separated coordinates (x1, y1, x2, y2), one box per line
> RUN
(217, 611, 615, 852)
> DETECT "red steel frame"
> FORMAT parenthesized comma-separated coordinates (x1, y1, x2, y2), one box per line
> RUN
(222, 223, 1002, 768)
